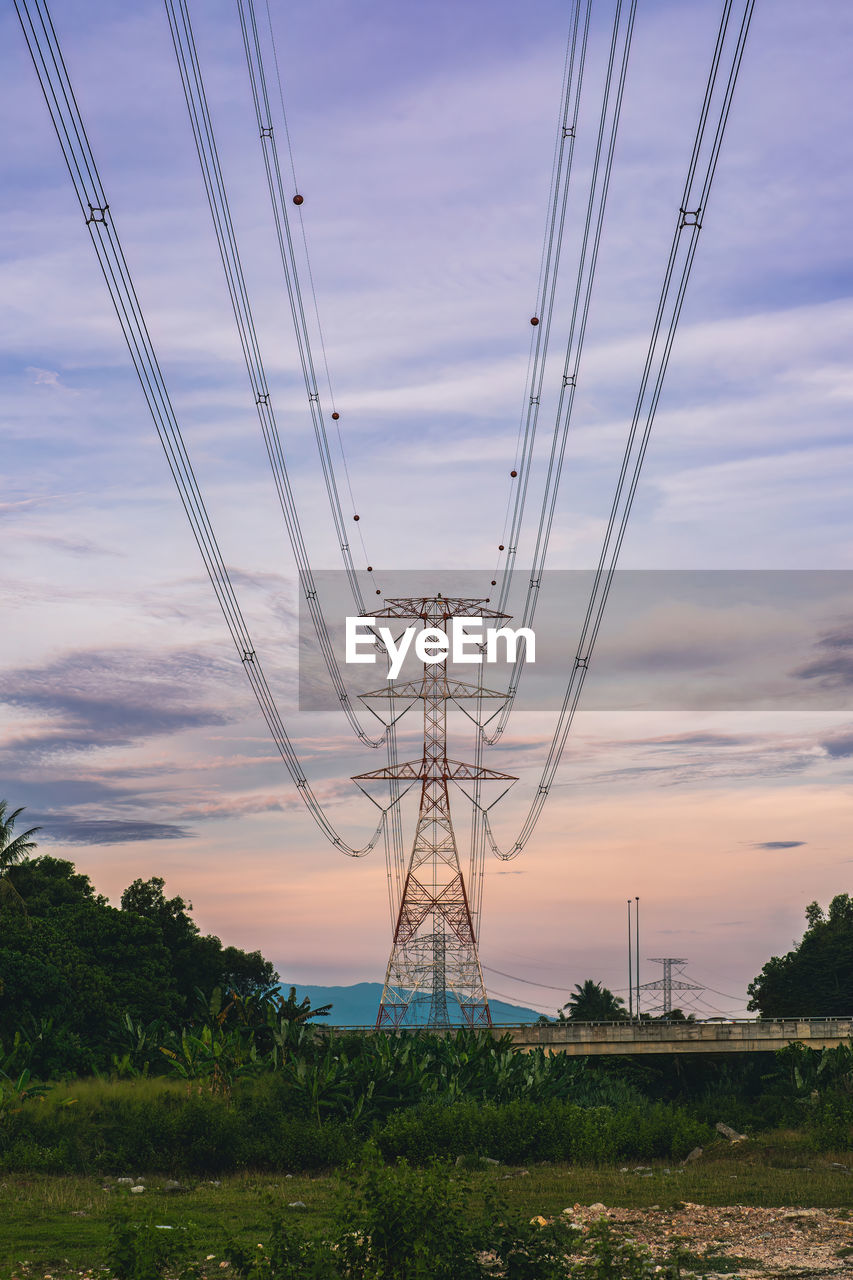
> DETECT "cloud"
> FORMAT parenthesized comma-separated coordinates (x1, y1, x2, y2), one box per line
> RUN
(794, 628, 853, 687)
(751, 840, 806, 850)
(821, 732, 853, 758)
(26, 365, 76, 393)
(35, 816, 191, 845)
(0, 647, 235, 764)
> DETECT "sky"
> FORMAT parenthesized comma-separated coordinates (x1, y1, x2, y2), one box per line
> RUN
(2, 0, 852, 1019)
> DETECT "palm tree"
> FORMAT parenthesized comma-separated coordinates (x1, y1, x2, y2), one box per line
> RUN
(563, 979, 627, 1022)
(0, 801, 40, 920)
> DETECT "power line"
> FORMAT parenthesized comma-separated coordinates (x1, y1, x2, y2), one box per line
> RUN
(235, 0, 376, 609)
(487, 0, 637, 735)
(233, 0, 408, 916)
(482, 963, 571, 993)
(13, 0, 390, 859)
(164, 0, 382, 750)
(480, 0, 756, 860)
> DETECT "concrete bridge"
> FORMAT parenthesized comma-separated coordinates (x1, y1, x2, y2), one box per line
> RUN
(500, 1018, 853, 1056)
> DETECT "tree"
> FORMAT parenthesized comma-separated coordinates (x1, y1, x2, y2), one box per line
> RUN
(121, 876, 279, 1016)
(562, 979, 628, 1022)
(748, 894, 853, 1017)
(0, 801, 40, 919)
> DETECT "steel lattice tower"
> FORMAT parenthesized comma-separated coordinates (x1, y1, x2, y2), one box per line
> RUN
(354, 597, 515, 1030)
(641, 958, 703, 1016)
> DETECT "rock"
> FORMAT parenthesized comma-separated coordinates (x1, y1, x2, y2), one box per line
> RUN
(288, 1201, 307, 1209)
(483, 1157, 500, 1166)
(116, 1177, 133, 1184)
(130, 1186, 145, 1194)
(782, 1209, 821, 1220)
(163, 1180, 187, 1195)
(285, 1174, 294, 1179)
(589, 1202, 607, 1213)
(715, 1121, 747, 1142)
(530, 1216, 549, 1227)
(683, 1147, 704, 1164)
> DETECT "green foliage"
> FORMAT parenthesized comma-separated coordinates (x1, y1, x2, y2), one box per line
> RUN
(224, 1156, 686, 1280)
(0, 858, 281, 1074)
(120, 876, 279, 1017)
(0, 801, 40, 922)
(334, 1150, 493, 1279)
(774, 1041, 853, 1149)
(225, 1218, 336, 1279)
(563, 981, 628, 1023)
(748, 894, 853, 1017)
(107, 1214, 200, 1280)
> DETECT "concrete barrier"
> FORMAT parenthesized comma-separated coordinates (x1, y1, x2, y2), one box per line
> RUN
(501, 1018, 853, 1056)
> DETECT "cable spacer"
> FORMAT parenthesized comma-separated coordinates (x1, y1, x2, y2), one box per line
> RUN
(679, 207, 702, 229)
(563, 374, 576, 388)
(308, 392, 319, 403)
(241, 649, 256, 664)
(85, 204, 109, 226)
(529, 395, 540, 406)
(575, 655, 589, 670)
(255, 392, 269, 406)
(260, 125, 273, 139)
(563, 125, 575, 139)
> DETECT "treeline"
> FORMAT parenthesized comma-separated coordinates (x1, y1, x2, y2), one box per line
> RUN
(0, 856, 277, 1076)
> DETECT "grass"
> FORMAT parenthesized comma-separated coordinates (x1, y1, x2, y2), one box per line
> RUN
(1, 1134, 851, 1278)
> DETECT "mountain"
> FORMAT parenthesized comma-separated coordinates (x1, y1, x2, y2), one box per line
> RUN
(280, 981, 546, 1027)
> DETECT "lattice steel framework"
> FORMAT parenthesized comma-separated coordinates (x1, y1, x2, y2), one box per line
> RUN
(354, 597, 515, 1029)
(641, 958, 703, 1017)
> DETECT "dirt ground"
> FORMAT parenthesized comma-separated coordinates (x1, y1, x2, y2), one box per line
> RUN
(566, 1202, 853, 1277)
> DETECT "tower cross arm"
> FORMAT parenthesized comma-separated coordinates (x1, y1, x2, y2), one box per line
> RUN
(353, 759, 516, 783)
(359, 678, 508, 701)
(375, 596, 509, 622)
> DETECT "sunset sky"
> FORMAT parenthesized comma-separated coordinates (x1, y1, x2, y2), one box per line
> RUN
(2, 0, 851, 1018)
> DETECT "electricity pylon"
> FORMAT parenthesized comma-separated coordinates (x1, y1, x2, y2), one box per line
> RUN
(353, 597, 515, 1029)
(641, 958, 703, 1017)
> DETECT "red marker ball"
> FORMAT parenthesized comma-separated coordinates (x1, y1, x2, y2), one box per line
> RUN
(498, 544, 505, 551)
(530, 316, 539, 326)
(293, 194, 304, 205)
(491, 580, 496, 586)
(367, 565, 373, 572)
(331, 411, 340, 420)
(510, 469, 517, 477)
(353, 514, 360, 521)
(376, 589, 381, 595)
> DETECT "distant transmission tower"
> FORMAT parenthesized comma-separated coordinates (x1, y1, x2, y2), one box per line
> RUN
(354, 597, 515, 1029)
(640, 958, 703, 1016)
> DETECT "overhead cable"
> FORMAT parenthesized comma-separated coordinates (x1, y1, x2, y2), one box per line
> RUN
(14, 0, 386, 858)
(164, 0, 382, 749)
(235, 0, 407, 917)
(469, 0, 634, 919)
(481, 0, 756, 860)
(491, 0, 591, 597)
(235, 0, 370, 611)
(488, 0, 637, 737)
